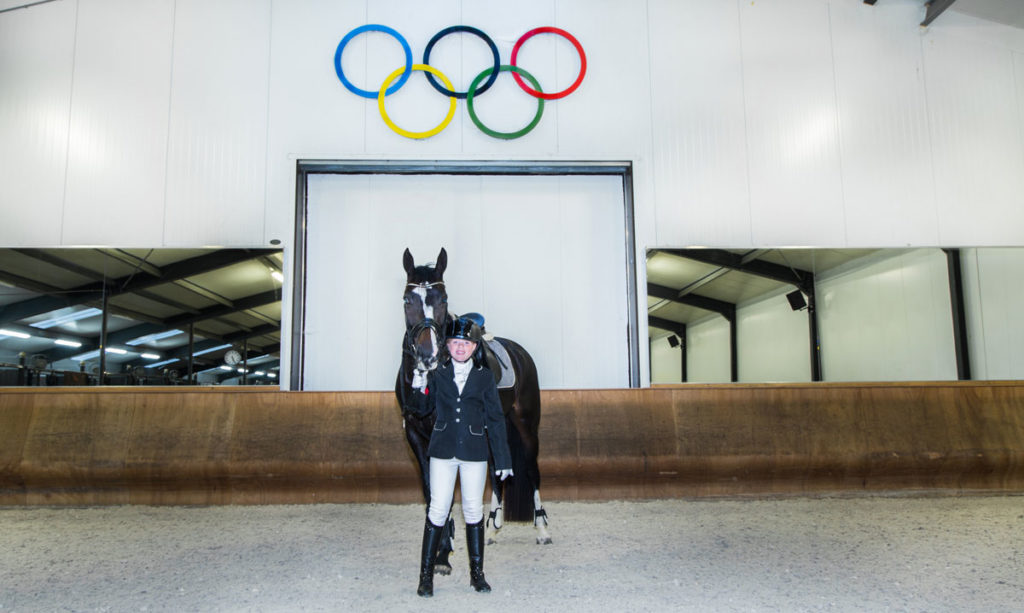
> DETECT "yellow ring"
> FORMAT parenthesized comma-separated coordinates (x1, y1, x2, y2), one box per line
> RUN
(378, 64, 457, 139)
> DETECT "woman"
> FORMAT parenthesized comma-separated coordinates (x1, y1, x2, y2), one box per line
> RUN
(409, 315, 513, 597)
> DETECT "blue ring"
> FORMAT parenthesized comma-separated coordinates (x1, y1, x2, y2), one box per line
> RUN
(334, 24, 413, 98)
(422, 25, 500, 100)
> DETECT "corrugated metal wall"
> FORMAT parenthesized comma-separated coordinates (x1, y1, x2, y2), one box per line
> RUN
(2, 0, 1024, 386)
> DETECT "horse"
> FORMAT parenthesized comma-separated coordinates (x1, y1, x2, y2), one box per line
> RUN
(395, 248, 551, 574)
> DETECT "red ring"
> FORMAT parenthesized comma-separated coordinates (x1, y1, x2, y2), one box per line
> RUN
(510, 27, 586, 100)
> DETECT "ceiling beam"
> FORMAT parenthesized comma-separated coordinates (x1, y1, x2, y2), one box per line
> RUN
(648, 316, 687, 336)
(653, 248, 814, 293)
(0, 249, 276, 325)
(922, 0, 957, 26)
(648, 282, 736, 319)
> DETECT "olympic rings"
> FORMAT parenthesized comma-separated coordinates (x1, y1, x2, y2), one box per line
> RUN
(466, 66, 544, 140)
(378, 64, 458, 140)
(423, 26, 500, 99)
(334, 24, 412, 98)
(511, 27, 587, 100)
(335, 24, 585, 139)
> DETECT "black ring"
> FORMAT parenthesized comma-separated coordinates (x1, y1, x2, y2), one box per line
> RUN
(422, 25, 500, 100)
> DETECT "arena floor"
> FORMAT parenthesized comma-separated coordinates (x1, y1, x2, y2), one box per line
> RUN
(2, 494, 1022, 612)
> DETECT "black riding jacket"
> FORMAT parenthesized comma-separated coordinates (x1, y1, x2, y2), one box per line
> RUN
(411, 360, 512, 471)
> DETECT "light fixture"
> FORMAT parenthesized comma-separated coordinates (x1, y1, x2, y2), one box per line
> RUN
(126, 329, 184, 345)
(54, 339, 82, 348)
(0, 329, 31, 339)
(31, 308, 102, 330)
(105, 347, 127, 355)
(270, 270, 284, 283)
(267, 372, 277, 379)
(140, 353, 160, 359)
(149, 358, 180, 368)
(219, 365, 233, 371)
(193, 343, 232, 357)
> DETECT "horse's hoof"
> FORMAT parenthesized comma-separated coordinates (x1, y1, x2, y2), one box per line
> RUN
(435, 563, 452, 576)
(537, 536, 553, 545)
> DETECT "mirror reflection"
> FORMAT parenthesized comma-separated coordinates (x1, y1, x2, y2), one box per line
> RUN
(648, 247, 1024, 384)
(0, 248, 283, 386)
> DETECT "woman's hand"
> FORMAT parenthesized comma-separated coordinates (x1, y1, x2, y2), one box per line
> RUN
(496, 469, 513, 481)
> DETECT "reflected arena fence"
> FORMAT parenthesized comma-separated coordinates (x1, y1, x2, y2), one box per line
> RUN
(334, 25, 587, 140)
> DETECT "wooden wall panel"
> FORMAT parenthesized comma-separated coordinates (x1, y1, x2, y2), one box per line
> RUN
(1, 383, 1022, 505)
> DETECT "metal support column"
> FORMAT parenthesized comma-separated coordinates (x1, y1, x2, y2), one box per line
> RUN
(187, 323, 195, 384)
(98, 291, 109, 385)
(943, 248, 971, 380)
(728, 314, 738, 382)
(807, 291, 822, 381)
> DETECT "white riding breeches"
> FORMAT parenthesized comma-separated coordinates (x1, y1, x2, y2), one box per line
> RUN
(427, 457, 488, 527)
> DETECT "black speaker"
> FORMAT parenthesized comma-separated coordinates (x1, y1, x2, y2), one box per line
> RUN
(667, 335, 680, 348)
(786, 290, 807, 311)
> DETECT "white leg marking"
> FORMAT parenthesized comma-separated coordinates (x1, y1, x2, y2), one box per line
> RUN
(534, 489, 553, 545)
(485, 490, 503, 544)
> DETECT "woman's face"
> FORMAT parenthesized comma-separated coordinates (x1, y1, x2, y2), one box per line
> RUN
(447, 338, 477, 363)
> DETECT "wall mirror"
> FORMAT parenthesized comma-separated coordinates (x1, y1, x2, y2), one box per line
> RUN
(0, 248, 283, 386)
(647, 247, 1023, 384)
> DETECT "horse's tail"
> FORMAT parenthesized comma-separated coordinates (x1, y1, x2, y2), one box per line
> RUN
(502, 420, 534, 522)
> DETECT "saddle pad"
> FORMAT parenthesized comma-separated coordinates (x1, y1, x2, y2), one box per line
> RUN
(486, 339, 517, 389)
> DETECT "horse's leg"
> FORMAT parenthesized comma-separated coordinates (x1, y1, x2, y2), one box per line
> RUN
(435, 508, 454, 576)
(485, 488, 504, 545)
(484, 466, 504, 545)
(533, 489, 552, 545)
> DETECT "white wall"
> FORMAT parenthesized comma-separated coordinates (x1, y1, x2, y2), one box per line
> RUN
(963, 248, 1024, 380)
(650, 334, 683, 384)
(737, 291, 812, 382)
(3, 0, 1024, 387)
(685, 317, 732, 384)
(660, 249, 983, 384)
(302, 173, 629, 391)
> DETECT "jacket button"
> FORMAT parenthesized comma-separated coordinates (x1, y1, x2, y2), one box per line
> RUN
(455, 418, 460, 423)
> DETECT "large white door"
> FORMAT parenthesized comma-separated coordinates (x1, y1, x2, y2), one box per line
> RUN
(302, 172, 632, 390)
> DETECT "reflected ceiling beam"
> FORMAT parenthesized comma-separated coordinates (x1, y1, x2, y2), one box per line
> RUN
(653, 248, 814, 293)
(647, 283, 735, 319)
(922, 0, 957, 26)
(14, 248, 208, 316)
(97, 248, 163, 277)
(0, 249, 274, 325)
(648, 316, 686, 336)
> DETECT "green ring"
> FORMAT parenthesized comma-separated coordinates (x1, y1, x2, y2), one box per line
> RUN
(466, 65, 544, 140)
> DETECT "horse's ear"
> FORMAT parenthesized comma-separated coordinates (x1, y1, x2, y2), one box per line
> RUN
(435, 248, 447, 277)
(403, 248, 415, 276)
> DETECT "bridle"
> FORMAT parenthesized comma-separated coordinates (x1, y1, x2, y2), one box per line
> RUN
(403, 281, 448, 368)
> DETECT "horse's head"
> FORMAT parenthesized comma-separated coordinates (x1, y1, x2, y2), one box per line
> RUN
(402, 247, 449, 372)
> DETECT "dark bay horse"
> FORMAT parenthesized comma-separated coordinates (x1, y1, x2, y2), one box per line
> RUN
(396, 248, 551, 573)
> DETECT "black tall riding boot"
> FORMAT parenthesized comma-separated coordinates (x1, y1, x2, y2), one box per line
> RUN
(465, 520, 491, 593)
(417, 519, 445, 597)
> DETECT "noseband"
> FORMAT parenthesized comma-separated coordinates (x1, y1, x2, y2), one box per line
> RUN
(404, 318, 445, 359)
